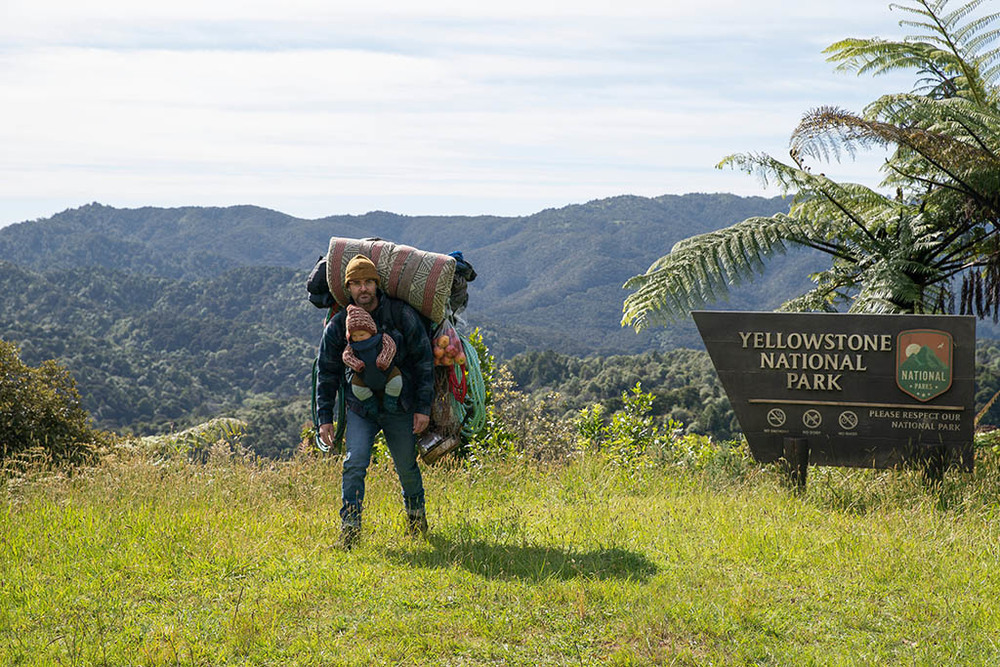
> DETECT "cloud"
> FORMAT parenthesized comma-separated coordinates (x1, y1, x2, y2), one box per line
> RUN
(0, 0, 929, 224)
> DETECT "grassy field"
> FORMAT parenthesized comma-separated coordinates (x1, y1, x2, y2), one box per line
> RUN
(3, 444, 1000, 665)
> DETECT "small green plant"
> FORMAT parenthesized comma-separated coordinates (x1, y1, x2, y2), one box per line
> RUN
(298, 422, 318, 453)
(575, 383, 665, 472)
(141, 417, 249, 463)
(667, 432, 717, 468)
(603, 383, 658, 471)
(575, 403, 606, 451)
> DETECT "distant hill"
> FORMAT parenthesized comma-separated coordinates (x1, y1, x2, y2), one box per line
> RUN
(0, 193, 831, 445)
(0, 194, 806, 357)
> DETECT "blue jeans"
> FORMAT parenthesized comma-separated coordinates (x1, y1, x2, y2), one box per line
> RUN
(341, 408, 425, 525)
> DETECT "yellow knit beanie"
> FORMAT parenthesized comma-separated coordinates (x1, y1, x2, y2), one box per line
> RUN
(344, 255, 379, 287)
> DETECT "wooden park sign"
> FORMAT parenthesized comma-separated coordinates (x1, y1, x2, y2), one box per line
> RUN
(693, 311, 975, 480)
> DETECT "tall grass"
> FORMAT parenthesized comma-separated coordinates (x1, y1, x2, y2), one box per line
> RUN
(4, 440, 1000, 665)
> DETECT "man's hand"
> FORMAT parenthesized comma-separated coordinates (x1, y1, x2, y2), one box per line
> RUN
(319, 422, 337, 448)
(413, 413, 430, 434)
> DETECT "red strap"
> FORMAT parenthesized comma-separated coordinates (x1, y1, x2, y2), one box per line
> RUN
(448, 364, 467, 403)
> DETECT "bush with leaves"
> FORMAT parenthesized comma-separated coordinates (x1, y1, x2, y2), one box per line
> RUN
(0, 340, 102, 468)
(576, 382, 752, 476)
(604, 384, 660, 471)
(576, 383, 669, 472)
(466, 327, 496, 407)
(467, 365, 578, 464)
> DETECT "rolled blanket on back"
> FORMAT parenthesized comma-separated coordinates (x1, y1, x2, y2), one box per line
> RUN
(326, 237, 457, 323)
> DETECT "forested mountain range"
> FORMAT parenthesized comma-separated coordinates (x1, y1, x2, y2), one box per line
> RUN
(19, 192, 999, 454)
(0, 193, 808, 452)
(0, 261, 315, 450)
(0, 194, 805, 357)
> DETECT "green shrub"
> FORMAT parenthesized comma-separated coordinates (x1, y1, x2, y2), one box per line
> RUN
(467, 365, 578, 464)
(575, 382, 753, 477)
(466, 327, 496, 406)
(0, 340, 102, 468)
(576, 383, 668, 473)
(604, 383, 659, 469)
(575, 403, 606, 451)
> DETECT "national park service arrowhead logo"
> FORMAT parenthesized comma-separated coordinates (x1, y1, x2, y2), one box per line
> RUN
(896, 329, 953, 401)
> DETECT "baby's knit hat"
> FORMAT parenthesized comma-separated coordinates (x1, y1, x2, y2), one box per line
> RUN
(346, 304, 378, 338)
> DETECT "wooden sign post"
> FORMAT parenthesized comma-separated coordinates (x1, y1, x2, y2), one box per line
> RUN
(693, 312, 975, 486)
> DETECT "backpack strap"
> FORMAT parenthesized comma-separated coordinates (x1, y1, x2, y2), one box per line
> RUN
(312, 304, 346, 453)
(385, 297, 432, 339)
(389, 298, 407, 333)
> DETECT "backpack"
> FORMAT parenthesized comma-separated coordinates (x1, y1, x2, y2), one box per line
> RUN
(306, 255, 336, 309)
(448, 251, 477, 315)
(308, 249, 475, 453)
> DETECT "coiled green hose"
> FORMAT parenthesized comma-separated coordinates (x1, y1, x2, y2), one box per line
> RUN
(449, 335, 487, 439)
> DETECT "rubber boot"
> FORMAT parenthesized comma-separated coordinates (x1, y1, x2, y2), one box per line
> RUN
(341, 522, 360, 550)
(406, 508, 428, 537)
(341, 510, 362, 550)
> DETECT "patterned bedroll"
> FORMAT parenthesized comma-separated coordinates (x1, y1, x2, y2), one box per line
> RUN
(326, 237, 457, 323)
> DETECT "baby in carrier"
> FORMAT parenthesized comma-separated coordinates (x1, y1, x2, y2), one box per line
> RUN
(342, 304, 403, 414)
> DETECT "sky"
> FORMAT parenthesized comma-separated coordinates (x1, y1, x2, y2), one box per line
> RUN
(1, 0, 925, 227)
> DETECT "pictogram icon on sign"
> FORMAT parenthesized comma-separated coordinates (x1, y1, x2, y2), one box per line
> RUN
(839, 411, 858, 430)
(767, 408, 786, 428)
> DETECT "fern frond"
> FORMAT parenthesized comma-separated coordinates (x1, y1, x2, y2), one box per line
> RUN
(829, 1, 999, 103)
(792, 98, 1000, 210)
(777, 287, 848, 313)
(622, 216, 802, 331)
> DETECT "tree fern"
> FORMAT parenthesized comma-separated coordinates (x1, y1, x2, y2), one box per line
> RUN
(623, 0, 1000, 332)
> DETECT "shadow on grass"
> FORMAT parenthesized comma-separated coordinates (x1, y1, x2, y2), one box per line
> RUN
(386, 534, 658, 582)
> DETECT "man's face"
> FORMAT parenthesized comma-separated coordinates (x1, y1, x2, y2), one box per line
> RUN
(347, 279, 378, 310)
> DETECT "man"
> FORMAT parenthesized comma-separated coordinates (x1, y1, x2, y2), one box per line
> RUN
(316, 255, 434, 549)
